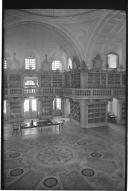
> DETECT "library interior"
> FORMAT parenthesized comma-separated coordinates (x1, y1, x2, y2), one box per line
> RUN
(3, 9, 126, 190)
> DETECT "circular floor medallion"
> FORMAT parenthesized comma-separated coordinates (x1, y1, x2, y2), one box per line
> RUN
(43, 177, 58, 188)
(81, 168, 95, 177)
(9, 152, 21, 158)
(90, 152, 102, 158)
(10, 168, 24, 176)
(37, 145, 73, 165)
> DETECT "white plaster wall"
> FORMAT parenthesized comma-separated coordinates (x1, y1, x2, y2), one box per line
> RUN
(4, 22, 76, 71)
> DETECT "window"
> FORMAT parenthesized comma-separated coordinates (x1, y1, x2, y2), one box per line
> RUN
(24, 99, 29, 112)
(53, 98, 61, 110)
(4, 100, 7, 114)
(68, 58, 72, 69)
(4, 59, 7, 69)
(25, 58, 36, 70)
(24, 98, 37, 112)
(107, 53, 118, 69)
(31, 99, 37, 111)
(52, 60, 62, 71)
(56, 98, 61, 110)
(25, 80, 35, 86)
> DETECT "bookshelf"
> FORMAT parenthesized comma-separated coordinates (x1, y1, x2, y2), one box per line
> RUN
(70, 100, 80, 122)
(9, 74, 22, 88)
(41, 96, 53, 117)
(122, 73, 126, 86)
(88, 103, 106, 124)
(40, 71, 63, 88)
(10, 98, 22, 121)
(64, 71, 71, 88)
(121, 102, 126, 121)
(108, 73, 120, 87)
(88, 72, 100, 88)
(41, 72, 51, 87)
(52, 71, 63, 87)
(4, 73, 8, 88)
(71, 70, 80, 88)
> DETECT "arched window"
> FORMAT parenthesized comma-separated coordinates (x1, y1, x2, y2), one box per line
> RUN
(52, 60, 62, 71)
(107, 53, 118, 69)
(25, 58, 36, 70)
(68, 58, 72, 69)
(24, 80, 35, 86)
(4, 59, 7, 69)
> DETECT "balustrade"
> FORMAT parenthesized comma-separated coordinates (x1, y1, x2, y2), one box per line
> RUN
(4, 87, 125, 99)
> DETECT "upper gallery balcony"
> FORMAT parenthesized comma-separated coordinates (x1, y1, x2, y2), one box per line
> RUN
(4, 70, 125, 99)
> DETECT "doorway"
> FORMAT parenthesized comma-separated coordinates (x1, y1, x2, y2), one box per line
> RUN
(24, 97, 38, 119)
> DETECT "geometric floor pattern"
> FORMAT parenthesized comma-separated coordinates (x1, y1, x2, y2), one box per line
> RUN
(3, 121, 125, 190)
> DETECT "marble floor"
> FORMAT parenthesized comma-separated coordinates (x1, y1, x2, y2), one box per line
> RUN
(3, 119, 126, 190)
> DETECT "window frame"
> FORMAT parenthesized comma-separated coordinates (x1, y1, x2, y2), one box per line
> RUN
(4, 100, 7, 114)
(52, 60, 62, 71)
(68, 57, 72, 69)
(107, 52, 119, 69)
(4, 59, 7, 69)
(25, 57, 36, 70)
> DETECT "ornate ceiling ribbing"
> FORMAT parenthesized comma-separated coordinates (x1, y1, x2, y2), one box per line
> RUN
(4, 9, 126, 61)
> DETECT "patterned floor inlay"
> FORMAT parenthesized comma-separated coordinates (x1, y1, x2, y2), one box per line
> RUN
(87, 158, 117, 173)
(36, 145, 74, 166)
(43, 177, 58, 188)
(90, 152, 102, 158)
(3, 122, 125, 190)
(4, 158, 24, 169)
(9, 152, 21, 158)
(81, 168, 95, 177)
(59, 170, 93, 189)
(10, 168, 24, 177)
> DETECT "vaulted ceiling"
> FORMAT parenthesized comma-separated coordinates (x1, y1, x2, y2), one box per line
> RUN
(4, 9, 126, 69)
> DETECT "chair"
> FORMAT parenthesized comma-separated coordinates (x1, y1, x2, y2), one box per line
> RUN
(61, 120, 65, 129)
(12, 123, 20, 135)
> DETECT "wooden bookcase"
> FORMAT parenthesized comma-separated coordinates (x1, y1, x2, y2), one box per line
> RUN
(121, 102, 126, 121)
(9, 98, 22, 121)
(88, 103, 106, 124)
(71, 70, 80, 88)
(9, 74, 22, 88)
(108, 73, 120, 87)
(122, 72, 126, 86)
(41, 72, 51, 87)
(40, 71, 63, 88)
(70, 100, 80, 122)
(52, 71, 63, 87)
(41, 96, 53, 117)
(64, 71, 71, 88)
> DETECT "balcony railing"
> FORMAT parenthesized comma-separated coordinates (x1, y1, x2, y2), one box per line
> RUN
(64, 88, 125, 99)
(4, 87, 125, 99)
(4, 87, 63, 97)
